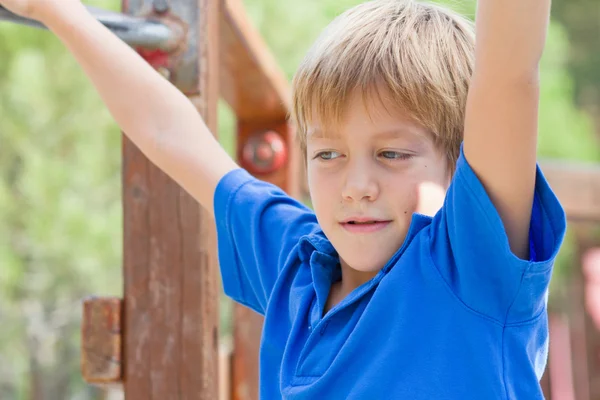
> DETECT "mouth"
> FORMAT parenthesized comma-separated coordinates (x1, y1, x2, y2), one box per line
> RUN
(340, 219, 392, 233)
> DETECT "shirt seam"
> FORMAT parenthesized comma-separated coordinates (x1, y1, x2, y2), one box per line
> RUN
(461, 165, 556, 314)
(459, 166, 561, 400)
(456, 168, 529, 269)
(504, 304, 548, 327)
(426, 246, 504, 327)
(502, 326, 508, 400)
(456, 166, 556, 400)
(502, 307, 548, 400)
(454, 168, 526, 400)
(428, 170, 511, 326)
(456, 168, 555, 323)
(224, 175, 256, 305)
(459, 161, 560, 273)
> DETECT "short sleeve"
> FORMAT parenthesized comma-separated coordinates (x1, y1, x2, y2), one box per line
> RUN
(214, 168, 319, 315)
(429, 146, 567, 324)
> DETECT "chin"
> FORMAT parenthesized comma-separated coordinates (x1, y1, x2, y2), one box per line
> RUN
(339, 249, 394, 272)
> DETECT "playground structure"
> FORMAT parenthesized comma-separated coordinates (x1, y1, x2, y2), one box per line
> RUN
(1, 0, 600, 399)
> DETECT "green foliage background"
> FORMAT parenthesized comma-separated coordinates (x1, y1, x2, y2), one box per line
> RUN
(0, 0, 598, 398)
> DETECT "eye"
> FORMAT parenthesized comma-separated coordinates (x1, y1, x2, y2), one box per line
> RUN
(379, 151, 412, 160)
(314, 151, 342, 160)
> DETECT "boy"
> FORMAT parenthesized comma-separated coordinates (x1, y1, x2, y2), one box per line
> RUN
(1, 0, 566, 398)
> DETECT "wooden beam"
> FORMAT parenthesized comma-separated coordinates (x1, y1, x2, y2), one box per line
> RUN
(81, 297, 122, 385)
(121, 0, 220, 399)
(540, 161, 600, 222)
(570, 237, 596, 400)
(219, 0, 291, 122)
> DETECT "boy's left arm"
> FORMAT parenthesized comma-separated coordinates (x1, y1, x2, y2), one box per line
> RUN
(463, 0, 552, 260)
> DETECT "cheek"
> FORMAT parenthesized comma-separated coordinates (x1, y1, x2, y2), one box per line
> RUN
(307, 167, 336, 208)
(398, 158, 448, 215)
(384, 171, 437, 216)
(387, 178, 420, 212)
(424, 153, 451, 185)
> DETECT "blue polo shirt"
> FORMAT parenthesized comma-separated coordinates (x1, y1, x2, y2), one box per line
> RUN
(214, 146, 566, 400)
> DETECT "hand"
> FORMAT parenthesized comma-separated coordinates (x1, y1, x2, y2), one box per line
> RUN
(0, 0, 80, 21)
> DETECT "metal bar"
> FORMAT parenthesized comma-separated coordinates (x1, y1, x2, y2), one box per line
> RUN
(0, 5, 180, 51)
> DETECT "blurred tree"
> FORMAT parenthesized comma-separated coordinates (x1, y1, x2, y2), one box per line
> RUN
(0, 0, 122, 398)
(552, 0, 600, 133)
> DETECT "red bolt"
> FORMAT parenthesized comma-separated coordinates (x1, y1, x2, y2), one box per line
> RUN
(241, 130, 287, 174)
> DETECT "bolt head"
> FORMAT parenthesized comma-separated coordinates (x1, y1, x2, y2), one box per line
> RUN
(241, 131, 287, 174)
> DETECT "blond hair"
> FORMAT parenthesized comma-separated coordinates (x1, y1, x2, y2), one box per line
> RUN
(291, 0, 475, 171)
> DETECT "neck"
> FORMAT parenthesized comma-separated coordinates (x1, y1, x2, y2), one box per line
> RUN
(324, 260, 379, 315)
(337, 259, 379, 294)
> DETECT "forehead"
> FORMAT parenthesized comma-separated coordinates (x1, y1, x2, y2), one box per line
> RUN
(305, 87, 431, 141)
(306, 106, 429, 143)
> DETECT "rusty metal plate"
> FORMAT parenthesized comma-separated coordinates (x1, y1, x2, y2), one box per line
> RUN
(81, 297, 123, 384)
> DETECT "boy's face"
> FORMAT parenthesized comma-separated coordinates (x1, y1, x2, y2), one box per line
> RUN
(306, 92, 451, 274)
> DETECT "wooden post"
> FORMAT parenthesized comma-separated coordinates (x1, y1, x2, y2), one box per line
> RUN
(122, 0, 219, 398)
(578, 241, 600, 400)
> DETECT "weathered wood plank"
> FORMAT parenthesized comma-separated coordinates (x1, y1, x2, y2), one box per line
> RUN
(540, 161, 600, 222)
(232, 306, 262, 400)
(122, 0, 220, 399)
(580, 243, 600, 400)
(122, 134, 152, 399)
(81, 297, 122, 385)
(219, 0, 291, 122)
(547, 313, 577, 400)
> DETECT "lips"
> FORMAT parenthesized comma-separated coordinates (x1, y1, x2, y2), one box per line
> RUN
(340, 218, 392, 233)
(341, 217, 387, 224)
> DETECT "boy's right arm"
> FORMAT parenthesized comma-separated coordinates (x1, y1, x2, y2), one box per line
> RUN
(4, 1, 321, 313)
(2, 0, 238, 214)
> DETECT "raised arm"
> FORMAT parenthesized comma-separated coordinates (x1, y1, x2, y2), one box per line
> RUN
(463, 0, 552, 259)
(0, 0, 238, 214)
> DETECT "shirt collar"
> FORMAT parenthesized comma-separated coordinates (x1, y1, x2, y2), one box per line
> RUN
(298, 213, 432, 272)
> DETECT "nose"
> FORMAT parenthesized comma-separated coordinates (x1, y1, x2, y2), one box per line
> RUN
(341, 160, 380, 202)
